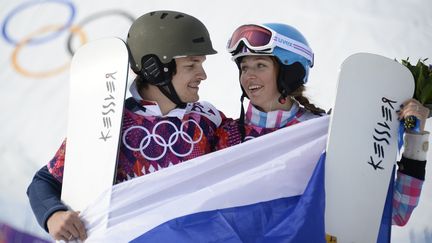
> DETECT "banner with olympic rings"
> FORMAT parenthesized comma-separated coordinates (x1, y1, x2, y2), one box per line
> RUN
(1, 0, 134, 78)
(0, 0, 431, 242)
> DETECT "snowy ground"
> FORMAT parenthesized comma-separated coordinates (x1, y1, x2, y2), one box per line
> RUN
(0, 0, 431, 242)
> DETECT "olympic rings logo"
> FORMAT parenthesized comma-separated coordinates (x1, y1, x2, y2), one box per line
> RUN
(122, 120, 204, 161)
(1, 0, 134, 78)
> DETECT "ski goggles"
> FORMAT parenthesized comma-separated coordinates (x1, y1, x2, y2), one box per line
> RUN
(226, 24, 314, 67)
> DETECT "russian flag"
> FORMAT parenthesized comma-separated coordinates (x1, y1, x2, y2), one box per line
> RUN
(80, 116, 329, 242)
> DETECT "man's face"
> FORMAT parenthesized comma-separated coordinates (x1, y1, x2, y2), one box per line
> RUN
(171, 56, 207, 103)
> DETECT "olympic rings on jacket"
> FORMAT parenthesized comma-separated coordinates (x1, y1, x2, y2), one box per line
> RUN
(2, 0, 76, 45)
(122, 120, 204, 161)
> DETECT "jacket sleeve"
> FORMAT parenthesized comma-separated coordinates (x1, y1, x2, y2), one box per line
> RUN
(392, 131, 428, 226)
(392, 168, 424, 226)
(27, 140, 68, 232)
(26, 165, 68, 232)
(213, 116, 243, 151)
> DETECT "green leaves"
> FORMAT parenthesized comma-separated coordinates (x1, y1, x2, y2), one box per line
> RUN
(399, 58, 432, 129)
(400, 58, 432, 104)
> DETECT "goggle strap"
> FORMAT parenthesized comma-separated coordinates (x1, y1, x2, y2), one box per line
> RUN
(273, 33, 314, 66)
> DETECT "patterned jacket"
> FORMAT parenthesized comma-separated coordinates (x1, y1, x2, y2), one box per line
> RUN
(48, 96, 226, 184)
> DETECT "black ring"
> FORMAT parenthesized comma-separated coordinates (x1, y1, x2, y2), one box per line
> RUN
(66, 10, 134, 56)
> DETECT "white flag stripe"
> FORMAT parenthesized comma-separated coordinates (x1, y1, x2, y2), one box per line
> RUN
(80, 116, 329, 242)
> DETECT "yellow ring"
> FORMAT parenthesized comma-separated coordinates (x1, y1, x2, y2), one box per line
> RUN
(11, 24, 87, 78)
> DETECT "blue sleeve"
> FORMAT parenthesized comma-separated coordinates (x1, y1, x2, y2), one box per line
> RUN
(26, 166, 68, 232)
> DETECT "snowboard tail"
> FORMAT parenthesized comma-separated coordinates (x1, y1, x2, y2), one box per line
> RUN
(325, 53, 414, 242)
(61, 38, 129, 212)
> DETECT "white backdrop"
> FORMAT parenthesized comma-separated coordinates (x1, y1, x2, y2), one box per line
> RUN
(0, 0, 431, 242)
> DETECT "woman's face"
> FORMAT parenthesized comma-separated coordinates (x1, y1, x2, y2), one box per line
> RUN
(239, 56, 280, 112)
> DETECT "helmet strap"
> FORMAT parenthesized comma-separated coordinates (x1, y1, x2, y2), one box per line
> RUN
(238, 94, 246, 142)
(157, 83, 187, 109)
(140, 56, 186, 108)
(234, 56, 250, 100)
(141, 55, 175, 86)
(234, 57, 247, 142)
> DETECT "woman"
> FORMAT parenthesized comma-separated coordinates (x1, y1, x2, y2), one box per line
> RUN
(217, 23, 429, 227)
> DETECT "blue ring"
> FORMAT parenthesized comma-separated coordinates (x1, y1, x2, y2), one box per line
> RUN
(1, 0, 76, 45)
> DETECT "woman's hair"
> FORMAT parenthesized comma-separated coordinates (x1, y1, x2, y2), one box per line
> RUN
(290, 85, 326, 115)
(269, 56, 324, 115)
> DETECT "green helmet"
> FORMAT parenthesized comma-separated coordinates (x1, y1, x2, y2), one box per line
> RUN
(127, 10, 217, 73)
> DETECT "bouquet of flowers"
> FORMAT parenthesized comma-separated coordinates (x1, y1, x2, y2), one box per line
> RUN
(400, 58, 432, 129)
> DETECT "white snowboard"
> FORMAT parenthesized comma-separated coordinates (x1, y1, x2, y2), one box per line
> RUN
(325, 53, 414, 242)
(61, 38, 129, 212)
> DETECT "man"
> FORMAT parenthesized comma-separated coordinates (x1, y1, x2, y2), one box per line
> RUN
(27, 10, 226, 241)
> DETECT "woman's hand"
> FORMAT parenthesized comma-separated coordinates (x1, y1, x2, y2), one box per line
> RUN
(398, 98, 430, 132)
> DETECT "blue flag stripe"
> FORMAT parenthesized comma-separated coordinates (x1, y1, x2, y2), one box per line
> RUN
(131, 154, 326, 243)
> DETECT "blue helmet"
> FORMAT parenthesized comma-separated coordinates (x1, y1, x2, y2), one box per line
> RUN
(262, 23, 313, 84)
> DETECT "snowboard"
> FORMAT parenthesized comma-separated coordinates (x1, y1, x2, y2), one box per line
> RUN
(61, 37, 129, 212)
(325, 53, 414, 242)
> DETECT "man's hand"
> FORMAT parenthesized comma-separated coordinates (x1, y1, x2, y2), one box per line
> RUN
(47, 210, 87, 241)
